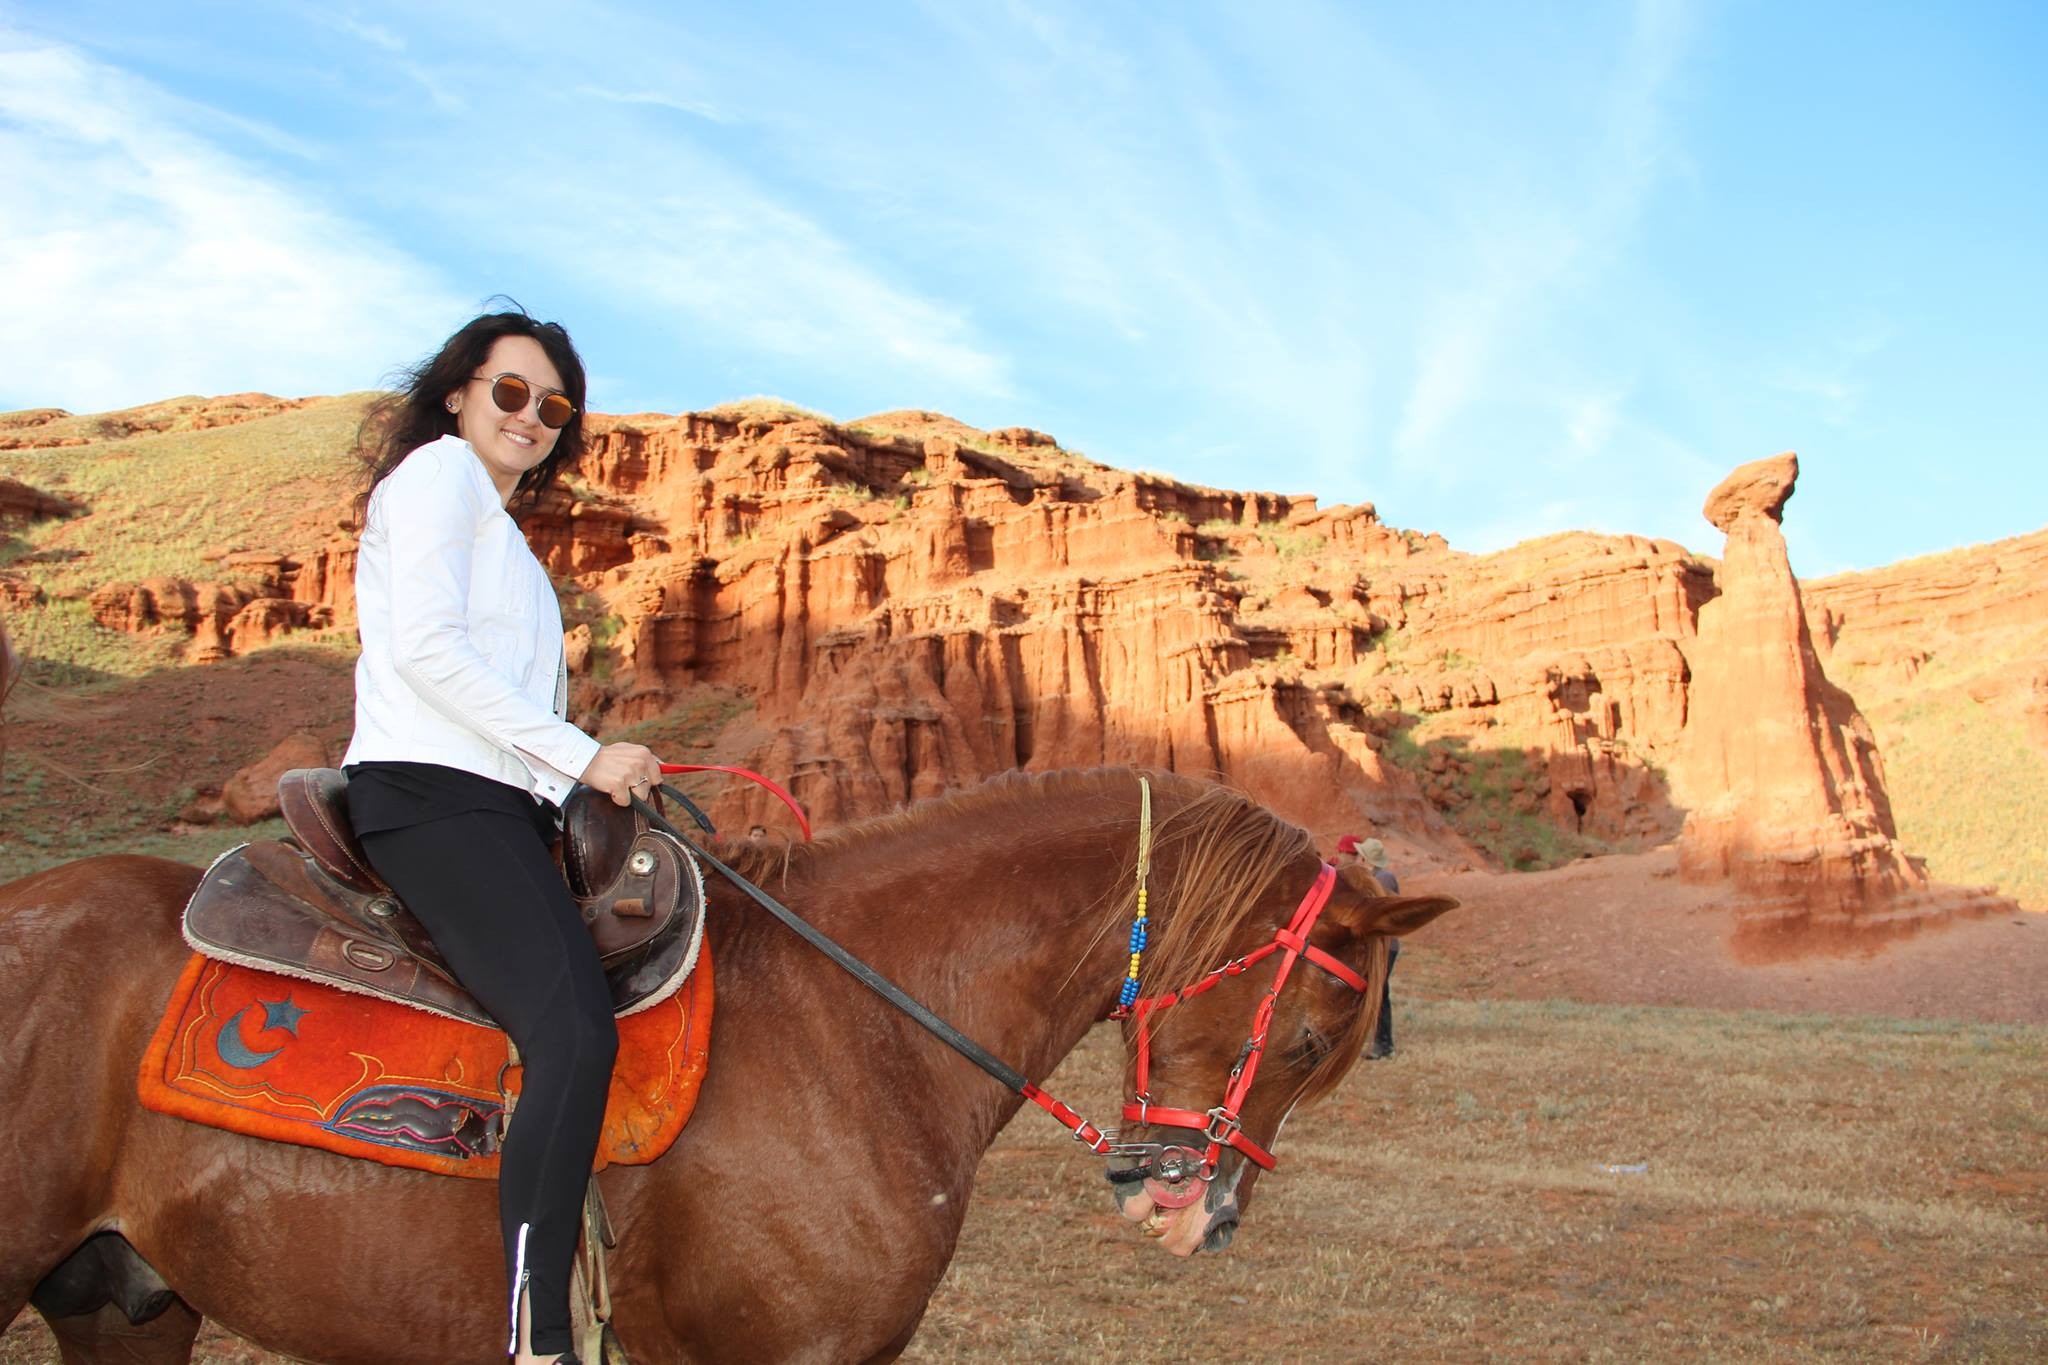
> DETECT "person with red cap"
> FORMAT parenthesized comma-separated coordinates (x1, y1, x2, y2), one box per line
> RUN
(1335, 834, 1400, 1058)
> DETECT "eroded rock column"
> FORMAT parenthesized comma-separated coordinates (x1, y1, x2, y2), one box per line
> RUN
(1677, 452, 2008, 935)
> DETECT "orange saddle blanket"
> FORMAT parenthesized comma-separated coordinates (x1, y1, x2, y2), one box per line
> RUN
(138, 947, 713, 1179)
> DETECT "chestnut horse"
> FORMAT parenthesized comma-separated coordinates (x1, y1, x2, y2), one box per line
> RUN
(0, 768, 1454, 1363)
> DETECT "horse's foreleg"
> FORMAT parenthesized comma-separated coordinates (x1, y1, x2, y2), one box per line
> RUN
(42, 1298, 202, 1365)
(30, 1233, 200, 1365)
(0, 861, 201, 1352)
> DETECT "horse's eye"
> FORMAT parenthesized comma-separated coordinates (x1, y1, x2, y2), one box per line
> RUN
(1290, 1025, 1332, 1064)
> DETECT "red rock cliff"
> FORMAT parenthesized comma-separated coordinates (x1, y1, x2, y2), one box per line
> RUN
(548, 408, 1481, 864)
(20, 393, 2043, 903)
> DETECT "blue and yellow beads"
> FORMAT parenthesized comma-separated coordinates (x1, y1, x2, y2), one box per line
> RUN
(1119, 776, 1156, 1011)
(1119, 887, 1149, 1008)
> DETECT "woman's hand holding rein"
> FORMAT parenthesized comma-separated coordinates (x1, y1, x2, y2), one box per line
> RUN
(580, 743, 665, 807)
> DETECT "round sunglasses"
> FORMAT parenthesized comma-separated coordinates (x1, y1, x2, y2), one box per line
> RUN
(471, 372, 576, 429)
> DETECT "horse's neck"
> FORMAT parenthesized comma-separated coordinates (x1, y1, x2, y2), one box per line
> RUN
(717, 781, 1142, 1131)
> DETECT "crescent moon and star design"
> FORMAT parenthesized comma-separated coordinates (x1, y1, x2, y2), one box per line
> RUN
(214, 993, 309, 1070)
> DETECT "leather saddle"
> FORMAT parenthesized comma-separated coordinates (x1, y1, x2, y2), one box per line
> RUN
(182, 768, 705, 1028)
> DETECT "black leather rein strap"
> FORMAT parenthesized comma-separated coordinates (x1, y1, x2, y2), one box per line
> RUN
(629, 790, 1031, 1094)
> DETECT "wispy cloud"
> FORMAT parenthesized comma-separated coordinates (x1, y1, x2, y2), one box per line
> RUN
(319, 13, 403, 54)
(1565, 388, 1628, 460)
(517, 176, 1015, 405)
(0, 34, 465, 411)
(298, 7, 459, 110)
(574, 84, 728, 124)
(1770, 322, 1895, 427)
(0, 23, 1009, 417)
(1393, 0, 1694, 468)
(272, 10, 1015, 412)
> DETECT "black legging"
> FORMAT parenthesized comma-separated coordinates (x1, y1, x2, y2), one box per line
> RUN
(1371, 938, 1400, 1057)
(359, 808, 618, 1357)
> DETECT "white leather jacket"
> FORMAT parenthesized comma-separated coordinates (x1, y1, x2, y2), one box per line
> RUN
(341, 435, 601, 806)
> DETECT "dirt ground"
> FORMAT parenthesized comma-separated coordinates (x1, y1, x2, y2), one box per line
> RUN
(1406, 846, 2048, 1025)
(2, 836, 2043, 1361)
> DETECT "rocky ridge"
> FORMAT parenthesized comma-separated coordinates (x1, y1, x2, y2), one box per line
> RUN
(4, 395, 2043, 914)
(1806, 529, 2048, 746)
(0, 393, 320, 450)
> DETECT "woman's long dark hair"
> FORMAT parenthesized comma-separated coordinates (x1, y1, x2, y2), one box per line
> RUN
(354, 302, 590, 526)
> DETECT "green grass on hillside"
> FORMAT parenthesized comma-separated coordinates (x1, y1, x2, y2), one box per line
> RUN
(1875, 694, 2048, 909)
(0, 394, 370, 599)
(0, 395, 371, 682)
(0, 767, 292, 885)
(3, 597, 180, 686)
(1378, 718, 1614, 869)
(1258, 525, 1326, 560)
(1831, 631, 2048, 911)
(704, 396, 830, 423)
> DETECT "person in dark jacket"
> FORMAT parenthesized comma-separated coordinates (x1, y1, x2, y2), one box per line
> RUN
(1337, 835, 1400, 1058)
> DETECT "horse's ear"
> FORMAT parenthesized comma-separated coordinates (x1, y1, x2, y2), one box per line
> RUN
(1324, 880, 1459, 938)
(1357, 894, 1459, 937)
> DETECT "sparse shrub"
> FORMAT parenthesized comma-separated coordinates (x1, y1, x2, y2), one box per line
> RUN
(1374, 720, 1609, 870)
(1258, 527, 1326, 560)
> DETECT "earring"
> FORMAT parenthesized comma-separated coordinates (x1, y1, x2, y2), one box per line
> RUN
(446, 401, 457, 412)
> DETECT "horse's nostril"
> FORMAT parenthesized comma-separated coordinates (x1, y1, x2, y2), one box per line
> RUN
(1202, 1217, 1240, 1254)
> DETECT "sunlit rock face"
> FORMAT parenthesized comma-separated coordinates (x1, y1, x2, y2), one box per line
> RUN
(32, 392, 2043, 908)
(544, 408, 1480, 861)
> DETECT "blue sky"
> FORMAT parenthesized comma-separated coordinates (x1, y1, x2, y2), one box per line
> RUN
(1, 1, 2041, 574)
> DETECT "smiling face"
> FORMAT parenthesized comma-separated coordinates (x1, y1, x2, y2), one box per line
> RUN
(446, 334, 565, 503)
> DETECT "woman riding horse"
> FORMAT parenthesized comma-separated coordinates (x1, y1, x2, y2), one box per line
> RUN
(343, 308, 664, 1364)
(0, 767, 1453, 1361)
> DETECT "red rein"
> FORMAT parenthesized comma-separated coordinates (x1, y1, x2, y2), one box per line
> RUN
(659, 763, 813, 841)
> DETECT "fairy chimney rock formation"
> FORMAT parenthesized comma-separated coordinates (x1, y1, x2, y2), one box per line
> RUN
(1676, 453, 2009, 937)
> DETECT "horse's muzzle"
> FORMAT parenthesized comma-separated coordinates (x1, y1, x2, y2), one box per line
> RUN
(1107, 1157, 1244, 1257)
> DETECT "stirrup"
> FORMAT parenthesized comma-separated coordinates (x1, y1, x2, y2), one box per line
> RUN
(570, 1176, 623, 1362)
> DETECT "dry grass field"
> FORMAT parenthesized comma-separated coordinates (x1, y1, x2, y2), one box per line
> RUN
(913, 997, 2046, 1362)
(4, 938, 2042, 1363)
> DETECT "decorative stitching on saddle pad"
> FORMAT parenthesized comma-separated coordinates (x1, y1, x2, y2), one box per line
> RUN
(138, 947, 713, 1179)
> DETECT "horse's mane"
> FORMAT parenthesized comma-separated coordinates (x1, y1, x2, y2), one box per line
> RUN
(713, 767, 1387, 1105)
(714, 765, 1166, 887)
(1086, 774, 1390, 1108)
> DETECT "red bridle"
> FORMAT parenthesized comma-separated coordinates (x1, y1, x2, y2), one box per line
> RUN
(1109, 862, 1365, 1176)
(1015, 861, 1365, 1196)
(654, 767, 1366, 1194)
